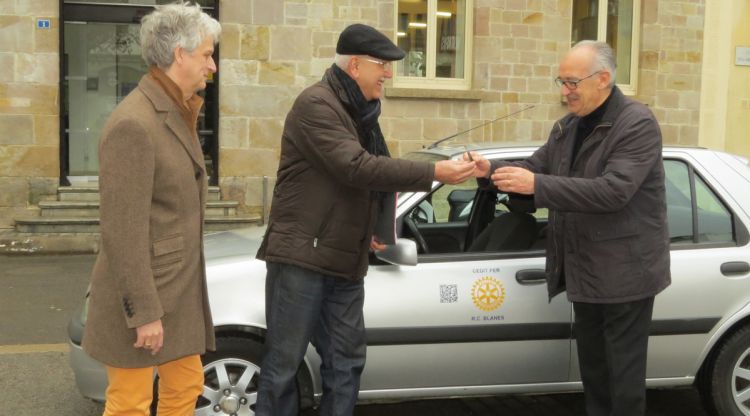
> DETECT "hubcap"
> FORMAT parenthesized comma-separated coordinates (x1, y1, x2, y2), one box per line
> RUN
(219, 395, 240, 413)
(732, 347, 750, 415)
(195, 358, 260, 415)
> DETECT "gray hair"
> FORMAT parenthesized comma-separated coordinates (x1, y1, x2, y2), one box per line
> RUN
(140, 1, 221, 69)
(334, 54, 354, 71)
(572, 40, 616, 87)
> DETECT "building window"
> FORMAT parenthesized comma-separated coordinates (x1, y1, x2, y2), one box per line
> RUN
(571, 0, 640, 94)
(394, 0, 473, 90)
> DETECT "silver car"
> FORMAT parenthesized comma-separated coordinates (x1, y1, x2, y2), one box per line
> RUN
(69, 144, 750, 416)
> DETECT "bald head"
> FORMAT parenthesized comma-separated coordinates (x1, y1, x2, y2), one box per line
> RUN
(569, 40, 616, 87)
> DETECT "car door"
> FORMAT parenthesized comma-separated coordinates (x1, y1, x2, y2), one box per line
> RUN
(627, 154, 750, 380)
(360, 179, 572, 393)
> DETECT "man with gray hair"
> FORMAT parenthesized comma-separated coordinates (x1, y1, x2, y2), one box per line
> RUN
(256, 23, 475, 416)
(467, 40, 671, 415)
(82, 2, 220, 415)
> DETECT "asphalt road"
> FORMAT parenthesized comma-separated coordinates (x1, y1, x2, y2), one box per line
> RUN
(0, 254, 710, 416)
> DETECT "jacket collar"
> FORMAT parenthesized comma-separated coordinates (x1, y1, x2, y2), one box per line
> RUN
(137, 73, 206, 173)
(554, 85, 626, 139)
(599, 85, 626, 126)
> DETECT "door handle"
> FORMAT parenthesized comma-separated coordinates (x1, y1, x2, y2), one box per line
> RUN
(720, 261, 750, 276)
(516, 269, 547, 285)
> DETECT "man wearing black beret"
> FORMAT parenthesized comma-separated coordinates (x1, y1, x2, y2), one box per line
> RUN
(254, 23, 476, 416)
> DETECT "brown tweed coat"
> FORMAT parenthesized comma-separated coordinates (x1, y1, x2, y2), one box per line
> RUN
(82, 74, 215, 367)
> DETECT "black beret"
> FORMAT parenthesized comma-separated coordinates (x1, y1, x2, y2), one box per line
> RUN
(336, 23, 405, 61)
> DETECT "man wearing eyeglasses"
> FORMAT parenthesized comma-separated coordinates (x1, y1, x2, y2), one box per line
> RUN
(467, 40, 670, 416)
(254, 23, 476, 416)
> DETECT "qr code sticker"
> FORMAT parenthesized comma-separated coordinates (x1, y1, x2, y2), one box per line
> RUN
(440, 284, 458, 303)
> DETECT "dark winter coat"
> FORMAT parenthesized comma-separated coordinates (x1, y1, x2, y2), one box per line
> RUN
(257, 73, 434, 279)
(491, 86, 671, 303)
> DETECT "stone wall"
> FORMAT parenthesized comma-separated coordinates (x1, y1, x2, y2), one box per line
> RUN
(221, 0, 705, 213)
(0, 0, 59, 229)
(639, 0, 705, 145)
(382, 0, 572, 154)
(0, 0, 708, 222)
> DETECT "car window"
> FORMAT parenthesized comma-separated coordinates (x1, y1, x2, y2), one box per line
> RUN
(664, 159, 734, 245)
(398, 157, 735, 258)
(401, 169, 547, 255)
(694, 174, 733, 242)
(399, 183, 479, 255)
(427, 183, 476, 223)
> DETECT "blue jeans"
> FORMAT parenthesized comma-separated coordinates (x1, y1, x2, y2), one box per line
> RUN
(255, 261, 366, 416)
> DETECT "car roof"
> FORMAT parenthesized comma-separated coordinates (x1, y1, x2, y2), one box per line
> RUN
(407, 142, 718, 160)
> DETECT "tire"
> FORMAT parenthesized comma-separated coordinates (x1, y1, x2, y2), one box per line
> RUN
(149, 336, 265, 416)
(700, 325, 750, 416)
(195, 336, 265, 415)
(149, 335, 313, 415)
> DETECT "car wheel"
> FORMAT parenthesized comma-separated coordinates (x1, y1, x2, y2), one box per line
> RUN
(195, 336, 264, 415)
(148, 336, 264, 416)
(700, 325, 750, 416)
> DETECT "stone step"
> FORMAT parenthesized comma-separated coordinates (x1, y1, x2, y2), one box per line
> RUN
(1, 222, 265, 254)
(0, 230, 101, 254)
(39, 200, 239, 217)
(58, 186, 222, 201)
(14, 215, 261, 234)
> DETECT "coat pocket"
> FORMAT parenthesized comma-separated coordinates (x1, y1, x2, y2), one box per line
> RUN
(151, 234, 184, 269)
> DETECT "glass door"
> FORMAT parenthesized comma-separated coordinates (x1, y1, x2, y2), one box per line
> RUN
(63, 21, 145, 182)
(60, 1, 219, 186)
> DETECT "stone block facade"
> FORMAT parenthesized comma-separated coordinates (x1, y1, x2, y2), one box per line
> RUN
(217, 0, 706, 214)
(0, 0, 58, 229)
(0, 0, 716, 226)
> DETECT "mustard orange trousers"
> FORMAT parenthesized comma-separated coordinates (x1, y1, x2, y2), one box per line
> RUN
(103, 354, 203, 416)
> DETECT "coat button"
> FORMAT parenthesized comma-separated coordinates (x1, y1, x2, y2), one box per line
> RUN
(195, 171, 201, 179)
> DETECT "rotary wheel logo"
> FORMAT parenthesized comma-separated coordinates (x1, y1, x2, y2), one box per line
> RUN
(471, 277, 506, 312)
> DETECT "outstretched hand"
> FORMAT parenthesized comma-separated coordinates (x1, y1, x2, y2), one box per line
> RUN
(434, 160, 476, 184)
(463, 151, 491, 178)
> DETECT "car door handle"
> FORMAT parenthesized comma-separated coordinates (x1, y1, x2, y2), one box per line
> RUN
(516, 269, 547, 285)
(720, 261, 750, 276)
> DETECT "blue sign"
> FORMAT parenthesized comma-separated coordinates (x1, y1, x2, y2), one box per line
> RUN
(37, 19, 51, 29)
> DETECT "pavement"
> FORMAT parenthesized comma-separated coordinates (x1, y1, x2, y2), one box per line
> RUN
(0, 254, 710, 416)
(0, 254, 102, 415)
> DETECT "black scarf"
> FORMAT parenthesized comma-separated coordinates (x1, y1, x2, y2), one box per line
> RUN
(323, 64, 391, 158)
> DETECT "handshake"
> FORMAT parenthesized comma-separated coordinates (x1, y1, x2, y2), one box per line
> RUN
(433, 151, 534, 195)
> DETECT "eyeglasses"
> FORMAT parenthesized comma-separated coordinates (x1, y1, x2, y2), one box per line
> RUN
(554, 71, 601, 90)
(362, 57, 393, 71)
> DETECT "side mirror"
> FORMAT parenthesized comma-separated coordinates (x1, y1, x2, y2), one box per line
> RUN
(375, 238, 418, 266)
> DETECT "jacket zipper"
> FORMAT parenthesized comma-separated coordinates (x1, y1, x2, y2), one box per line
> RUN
(314, 216, 330, 248)
(313, 185, 340, 248)
(550, 121, 564, 294)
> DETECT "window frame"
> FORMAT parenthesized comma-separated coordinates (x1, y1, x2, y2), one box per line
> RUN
(664, 157, 747, 249)
(573, 0, 641, 95)
(392, 0, 474, 91)
(59, 1, 220, 186)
